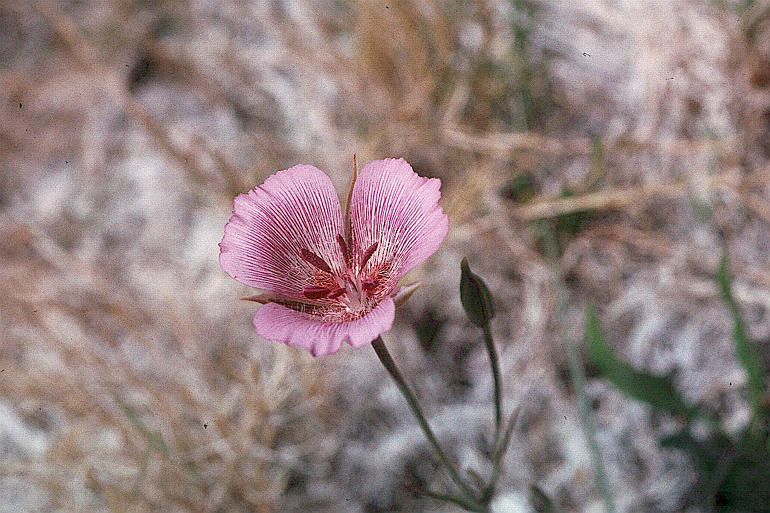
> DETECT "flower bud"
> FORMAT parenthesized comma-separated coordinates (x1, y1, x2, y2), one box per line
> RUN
(460, 257, 494, 327)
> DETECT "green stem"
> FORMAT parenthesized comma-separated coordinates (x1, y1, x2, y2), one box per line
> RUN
(541, 223, 616, 513)
(482, 323, 503, 446)
(417, 487, 488, 513)
(564, 336, 616, 513)
(483, 404, 522, 502)
(371, 336, 480, 505)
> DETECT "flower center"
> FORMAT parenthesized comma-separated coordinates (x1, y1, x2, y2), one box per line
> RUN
(299, 237, 390, 318)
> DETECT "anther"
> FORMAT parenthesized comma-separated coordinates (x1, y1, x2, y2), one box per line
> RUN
(360, 241, 379, 269)
(300, 248, 332, 274)
(303, 285, 332, 299)
(362, 278, 378, 292)
(327, 287, 347, 300)
(337, 234, 351, 267)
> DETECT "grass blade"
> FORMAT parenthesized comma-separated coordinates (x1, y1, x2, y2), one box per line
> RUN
(585, 305, 695, 418)
(716, 255, 766, 415)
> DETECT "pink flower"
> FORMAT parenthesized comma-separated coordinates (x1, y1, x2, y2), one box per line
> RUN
(219, 158, 449, 356)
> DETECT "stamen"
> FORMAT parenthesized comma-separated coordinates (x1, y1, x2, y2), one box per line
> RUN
(300, 248, 332, 274)
(337, 234, 351, 267)
(327, 287, 346, 300)
(359, 241, 379, 269)
(362, 278, 378, 292)
(303, 285, 332, 299)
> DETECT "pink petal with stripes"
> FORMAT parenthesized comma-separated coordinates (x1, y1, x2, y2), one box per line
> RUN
(219, 165, 345, 299)
(349, 158, 449, 282)
(253, 297, 396, 356)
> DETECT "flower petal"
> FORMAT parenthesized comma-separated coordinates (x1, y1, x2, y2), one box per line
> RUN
(253, 298, 396, 356)
(350, 158, 449, 280)
(219, 165, 345, 298)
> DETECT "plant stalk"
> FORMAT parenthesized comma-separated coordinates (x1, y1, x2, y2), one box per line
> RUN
(482, 404, 522, 502)
(482, 322, 503, 446)
(371, 336, 480, 506)
(417, 486, 488, 513)
(541, 222, 616, 513)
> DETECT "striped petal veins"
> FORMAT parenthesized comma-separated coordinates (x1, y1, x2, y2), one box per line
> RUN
(219, 159, 448, 356)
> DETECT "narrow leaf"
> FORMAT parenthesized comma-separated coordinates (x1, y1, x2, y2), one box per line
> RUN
(716, 255, 766, 413)
(585, 305, 694, 417)
(529, 484, 554, 513)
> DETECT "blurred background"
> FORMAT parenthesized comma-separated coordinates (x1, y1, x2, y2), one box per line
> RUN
(2, 0, 770, 511)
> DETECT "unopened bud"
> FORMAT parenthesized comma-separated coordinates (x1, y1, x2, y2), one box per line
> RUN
(460, 257, 494, 327)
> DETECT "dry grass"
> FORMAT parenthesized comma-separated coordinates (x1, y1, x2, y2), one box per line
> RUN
(2, 0, 770, 511)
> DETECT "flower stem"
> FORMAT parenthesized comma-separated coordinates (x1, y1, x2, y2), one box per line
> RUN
(416, 486, 487, 513)
(482, 404, 522, 502)
(371, 336, 480, 506)
(481, 322, 503, 446)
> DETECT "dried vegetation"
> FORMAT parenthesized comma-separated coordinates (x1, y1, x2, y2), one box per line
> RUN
(1, 0, 770, 511)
